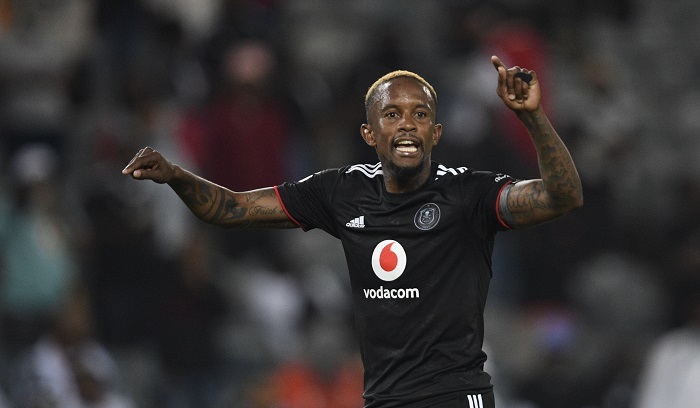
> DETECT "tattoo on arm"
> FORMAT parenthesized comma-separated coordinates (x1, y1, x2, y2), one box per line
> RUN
(176, 178, 212, 208)
(508, 109, 583, 227)
(170, 178, 237, 222)
(171, 178, 295, 228)
(537, 141, 581, 209)
(507, 180, 548, 227)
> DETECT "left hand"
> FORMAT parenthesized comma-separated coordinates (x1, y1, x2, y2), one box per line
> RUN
(121, 147, 176, 184)
(491, 55, 540, 112)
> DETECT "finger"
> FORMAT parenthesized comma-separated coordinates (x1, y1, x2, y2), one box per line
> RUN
(491, 56, 508, 97)
(527, 69, 538, 85)
(520, 80, 530, 101)
(491, 56, 507, 82)
(505, 66, 518, 101)
(513, 79, 524, 103)
(512, 69, 529, 103)
(122, 149, 146, 174)
(518, 69, 532, 101)
(125, 160, 151, 178)
(132, 167, 155, 180)
(129, 159, 158, 180)
(122, 147, 155, 174)
(491, 55, 506, 71)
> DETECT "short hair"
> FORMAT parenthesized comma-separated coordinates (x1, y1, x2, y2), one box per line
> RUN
(364, 70, 438, 118)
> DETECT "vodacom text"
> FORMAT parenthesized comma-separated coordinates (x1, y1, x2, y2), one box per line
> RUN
(363, 285, 420, 299)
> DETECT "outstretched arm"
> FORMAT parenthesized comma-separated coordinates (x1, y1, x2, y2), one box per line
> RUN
(122, 147, 297, 228)
(491, 56, 584, 228)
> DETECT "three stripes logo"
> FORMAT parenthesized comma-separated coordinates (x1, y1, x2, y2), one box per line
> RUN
(467, 394, 484, 408)
(346, 215, 366, 228)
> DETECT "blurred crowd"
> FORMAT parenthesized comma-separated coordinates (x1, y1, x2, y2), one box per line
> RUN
(1, 0, 699, 407)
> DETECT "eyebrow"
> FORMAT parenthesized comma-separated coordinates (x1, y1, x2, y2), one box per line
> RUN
(380, 102, 434, 112)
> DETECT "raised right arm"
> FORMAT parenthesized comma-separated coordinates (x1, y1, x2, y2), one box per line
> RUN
(122, 147, 297, 228)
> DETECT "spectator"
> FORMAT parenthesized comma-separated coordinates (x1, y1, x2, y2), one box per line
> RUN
(152, 229, 228, 408)
(0, 144, 79, 352)
(634, 290, 700, 408)
(10, 287, 133, 408)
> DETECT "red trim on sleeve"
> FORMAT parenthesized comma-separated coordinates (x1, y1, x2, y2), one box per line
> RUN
(495, 180, 514, 230)
(273, 185, 308, 231)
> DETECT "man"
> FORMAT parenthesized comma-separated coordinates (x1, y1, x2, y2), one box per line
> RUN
(122, 56, 583, 407)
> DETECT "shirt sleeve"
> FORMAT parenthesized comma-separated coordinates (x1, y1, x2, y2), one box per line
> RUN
(274, 169, 341, 238)
(462, 171, 518, 238)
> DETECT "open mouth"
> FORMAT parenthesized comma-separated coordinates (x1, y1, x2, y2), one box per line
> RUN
(394, 139, 419, 154)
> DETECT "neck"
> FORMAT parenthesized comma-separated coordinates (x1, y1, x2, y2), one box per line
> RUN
(382, 160, 431, 194)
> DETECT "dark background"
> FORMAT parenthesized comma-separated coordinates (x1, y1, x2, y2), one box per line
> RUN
(1, 0, 699, 407)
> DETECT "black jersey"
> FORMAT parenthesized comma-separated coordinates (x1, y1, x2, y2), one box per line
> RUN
(275, 161, 516, 407)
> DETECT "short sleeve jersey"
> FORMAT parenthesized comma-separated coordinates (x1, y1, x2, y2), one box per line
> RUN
(274, 161, 516, 407)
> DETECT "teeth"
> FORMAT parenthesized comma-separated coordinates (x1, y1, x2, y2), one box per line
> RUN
(395, 139, 418, 153)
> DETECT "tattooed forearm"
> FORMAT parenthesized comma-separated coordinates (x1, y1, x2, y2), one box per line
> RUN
(218, 192, 248, 221)
(167, 167, 295, 228)
(169, 176, 237, 223)
(509, 107, 583, 227)
(535, 140, 580, 205)
(172, 177, 213, 208)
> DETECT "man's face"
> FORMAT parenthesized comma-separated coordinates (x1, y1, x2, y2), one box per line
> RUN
(362, 77, 442, 179)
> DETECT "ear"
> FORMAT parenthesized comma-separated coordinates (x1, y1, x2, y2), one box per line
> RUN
(433, 123, 443, 146)
(361, 124, 376, 146)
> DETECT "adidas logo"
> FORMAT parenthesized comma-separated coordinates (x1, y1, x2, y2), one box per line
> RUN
(346, 216, 366, 228)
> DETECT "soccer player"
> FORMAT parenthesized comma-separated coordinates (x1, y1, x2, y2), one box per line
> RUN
(122, 55, 583, 407)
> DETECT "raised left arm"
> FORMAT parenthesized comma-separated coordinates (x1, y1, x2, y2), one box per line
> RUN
(492, 55, 583, 228)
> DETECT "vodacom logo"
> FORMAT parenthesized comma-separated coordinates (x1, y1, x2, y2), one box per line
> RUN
(371, 240, 407, 281)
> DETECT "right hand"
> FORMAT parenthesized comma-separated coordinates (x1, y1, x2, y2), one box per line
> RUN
(491, 55, 540, 112)
(121, 147, 176, 184)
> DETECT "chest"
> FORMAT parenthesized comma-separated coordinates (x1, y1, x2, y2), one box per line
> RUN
(333, 186, 483, 285)
(333, 187, 461, 242)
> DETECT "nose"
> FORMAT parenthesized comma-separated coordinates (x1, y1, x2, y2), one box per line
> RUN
(398, 115, 417, 132)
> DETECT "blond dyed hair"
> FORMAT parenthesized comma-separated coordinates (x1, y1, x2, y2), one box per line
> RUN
(364, 70, 438, 118)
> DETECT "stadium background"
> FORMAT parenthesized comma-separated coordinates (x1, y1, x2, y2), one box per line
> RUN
(1, 0, 699, 407)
